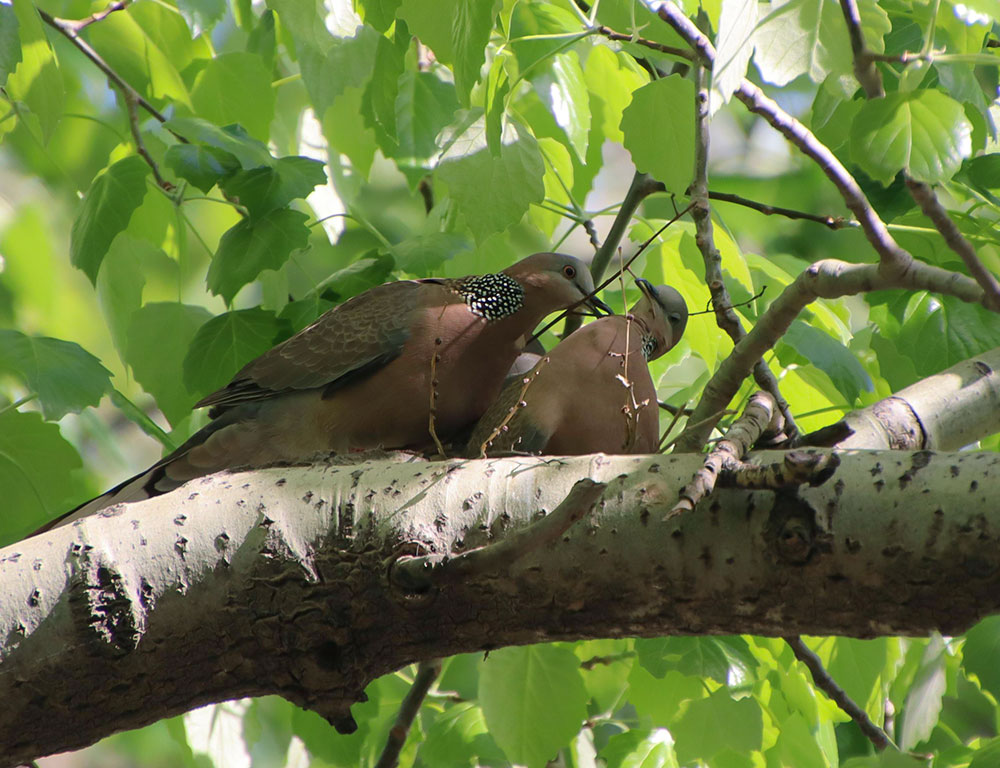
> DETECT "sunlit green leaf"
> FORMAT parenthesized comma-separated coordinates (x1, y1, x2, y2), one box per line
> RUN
(183, 308, 289, 399)
(850, 90, 973, 185)
(479, 644, 588, 768)
(190, 52, 275, 141)
(621, 76, 695, 195)
(6, 0, 63, 142)
(673, 689, 763, 763)
(0, 330, 112, 419)
(753, 0, 852, 86)
(70, 156, 150, 284)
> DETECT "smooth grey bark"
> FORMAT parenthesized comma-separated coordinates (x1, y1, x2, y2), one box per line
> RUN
(2, 448, 1000, 766)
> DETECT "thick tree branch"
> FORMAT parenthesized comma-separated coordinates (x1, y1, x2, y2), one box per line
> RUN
(801, 345, 1000, 451)
(4, 448, 1000, 765)
(675, 259, 986, 450)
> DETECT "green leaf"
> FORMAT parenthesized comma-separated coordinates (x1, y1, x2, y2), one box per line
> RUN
(899, 634, 947, 750)
(208, 209, 311, 303)
(635, 637, 734, 683)
(419, 702, 503, 767)
(436, 118, 545, 242)
(6, 0, 64, 142)
(392, 70, 460, 186)
(316, 252, 396, 301)
(826, 637, 888, 721)
(0, 410, 84, 546)
(781, 322, 874, 402)
(0, 330, 112, 419)
(190, 52, 276, 141)
(359, 0, 403, 32)
(165, 144, 241, 193)
(585, 45, 647, 146)
(963, 616, 1000, 700)
(264, 0, 332, 56)
(479, 644, 588, 768)
(125, 302, 213, 424)
(219, 156, 327, 219)
(766, 713, 827, 768)
(278, 294, 334, 333)
(897, 294, 1000, 377)
(0, 3, 21, 85)
(712, 0, 757, 110)
(753, 0, 852, 86)
(165, 117, 273, 169)
(96, 234, 176, 358)
(183, 308, 288, 399)
(601, 729, 677, 768)
(323, 86, 378, 178)
(850, 90, 973, 185)
(298, 25, 378, 117)
(398, 0, 456, 63)
(542, 51, 590, 161)
(176, 0, 226, 31)
(507, 2, 579, 73)
(452, 0, 500, 105)
(673, 689, 763, 764)
(392, 232, 472, 274)
(246, 10, 277, 68)
(86, 1, 192, 108)
(627, 665, 705, 725)
(621, 76, 695, 195)
(362, 22, 409, 151)
(70, 156, 151, 284)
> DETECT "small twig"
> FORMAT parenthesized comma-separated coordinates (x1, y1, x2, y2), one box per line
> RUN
(708, 191, 852, 230)
(670, 391, 783, 517)
(62, 0, 128, 32)
(688, 63, 798, 443)
(785, 636, 894, 751)
(657, 397, 690, 450)
(478, 358, 550, 458)
(838, 0, 884, 98)
(594, 25, 695, 60)
(579, 651, 636, 670)
(659, 407, 735, 453)
(374, 660, 443, 768)
(905, 180, 1000, 311)
(428, 339, 447, 459)
(38, 9, 173, 128)
(123, 90, 171, 190)
(391, 479, 606, 592)
(529, 201, 696, 347)
(417, 178, 434, 215)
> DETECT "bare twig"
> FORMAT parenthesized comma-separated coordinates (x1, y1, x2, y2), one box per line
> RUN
(374, 660, 443, 768)
(688, 64, 798, 443)
(785, 636, 894, 751)
(428, 339, 447, 459)
(391, 479, 606, 592)
(579, 651, 636, 669)
(708, 191, 853, 230)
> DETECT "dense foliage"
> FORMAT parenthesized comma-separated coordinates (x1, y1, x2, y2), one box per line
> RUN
(3, 0, 1000, 764)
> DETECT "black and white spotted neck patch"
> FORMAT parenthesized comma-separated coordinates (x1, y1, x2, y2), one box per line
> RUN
(453, 273, 526, 320)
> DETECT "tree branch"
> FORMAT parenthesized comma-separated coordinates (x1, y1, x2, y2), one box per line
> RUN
(375, 660, 442, 768)
(674, 258, 985, 450)
(784, 636, 893, 751)
(4, 449, 1000, 764)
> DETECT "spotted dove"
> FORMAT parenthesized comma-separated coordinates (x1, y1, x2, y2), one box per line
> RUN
(42, 253, 610, 530)
(469, 279, 688, 456)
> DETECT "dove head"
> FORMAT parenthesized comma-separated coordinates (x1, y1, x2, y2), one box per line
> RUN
(504, 253, 611, 318)
(631, 279, 688, 361)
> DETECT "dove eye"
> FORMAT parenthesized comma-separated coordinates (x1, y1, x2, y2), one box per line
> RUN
(562, 265, 576, 279)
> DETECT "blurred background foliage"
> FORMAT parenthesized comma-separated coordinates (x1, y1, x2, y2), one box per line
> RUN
(2, 0, 1000, 764)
